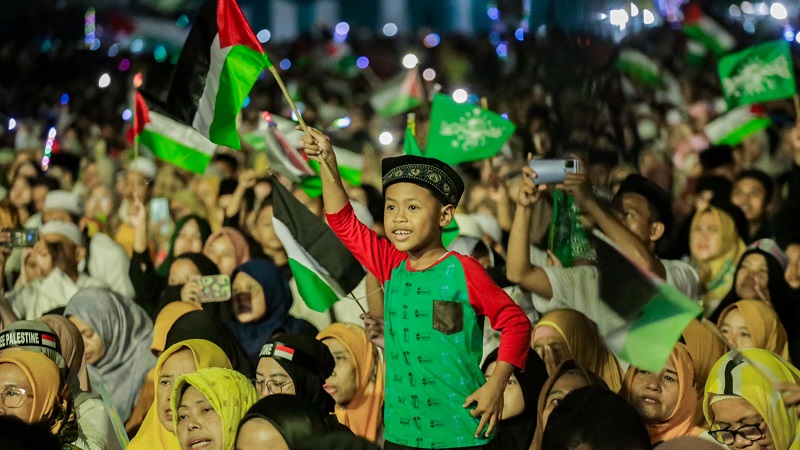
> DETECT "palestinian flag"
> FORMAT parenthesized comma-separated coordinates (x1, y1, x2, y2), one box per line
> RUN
(685, 40, 709, 67)
(132, 92, 217, 174)
(271, 179, 366, 312)
(242, 112, 315, 183)
(165, 0, 266, 150)
(704, 104, 771, 146)
(369, 70, 424, 118)
(615, 49, 662, 87)
(683, 4, 735, 56)
(595, 234, 702, 372)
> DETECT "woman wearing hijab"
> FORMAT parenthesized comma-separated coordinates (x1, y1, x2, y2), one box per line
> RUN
(171, 367, 258, 450)
(317, 323, 385, 442)
(128, 340, 232, 450)
(64, 287, 157, 430)
(229, 259, 312, 362)
(163, 252, 221, 305)
(150, 301, 203, 357)
(705, 348, 800, 450)
(681, 319, 728, 428)
(203, 227, 252, 276)
(130, 212, 212, 317)
(257, 332, 336, 414)
(235, 394, 346, 450)
(165, 310, 256, 379)
(531, 309, 624, 391)
(621, 343, 705, 444)
(481, 347, 548, 450)
(718, 299, 790, 360)
(689, 203, 747, 316)
(0, 348, 78, 446)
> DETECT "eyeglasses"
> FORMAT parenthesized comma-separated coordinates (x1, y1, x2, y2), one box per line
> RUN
(254, 379, 293, 395)
(709, 419, 765, 445)
(1, 387, 32, 409)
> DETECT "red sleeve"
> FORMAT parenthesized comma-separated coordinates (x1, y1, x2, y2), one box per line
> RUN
(457, 254, 531, 370)
(326, 202, 407, 284)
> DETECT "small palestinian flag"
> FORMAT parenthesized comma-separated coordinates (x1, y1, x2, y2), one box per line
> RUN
(242, 112, 315, 183)
(704, 104, 771, 146)
(271, 179, 366, 312)
(370, 70, 424, 118)
(165, 0, 266, 150)
(683, 4, 736, 56)
(41, 333, 58, 349)
(615, 49, 662, 87)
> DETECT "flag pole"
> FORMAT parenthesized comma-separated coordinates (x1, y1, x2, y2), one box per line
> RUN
(132, 86, 141, 203)
(793, 95, 800, 125)
(266, 65, 336, 182)
(348, 291, 368, 315)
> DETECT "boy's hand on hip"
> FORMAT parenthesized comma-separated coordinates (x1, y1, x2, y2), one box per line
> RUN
(463, 379, 505, 438)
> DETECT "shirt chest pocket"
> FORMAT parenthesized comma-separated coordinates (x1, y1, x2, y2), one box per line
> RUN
(432, 300, 463, 335)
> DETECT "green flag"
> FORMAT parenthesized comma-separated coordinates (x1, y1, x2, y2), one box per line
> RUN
(704, 104, 771, 146)
(403, 126, 423, 156)
(442, 218, 460, 247)
(718, 41, 797, 108)
(615, 49, 663, 87)
(548, 190, 595, 267)
(426, 94, 516, 165)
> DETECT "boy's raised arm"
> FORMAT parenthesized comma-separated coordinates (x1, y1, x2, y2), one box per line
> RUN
(299, 126, 349, 214)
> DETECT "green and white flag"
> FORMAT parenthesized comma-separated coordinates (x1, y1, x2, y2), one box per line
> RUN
(718, 41, 797, 108)
(595, 234, 702, 372)
(615, 49, 663, 87)
(403, 125, 423, 156)
(241, 112, 315, 183)
(164, 0, 266, 150)
(704, 104, 771, 146)
(426, 94, 516, 165)
(683, 4, 736, 56)
(369, 70, 424, 118)
(271, 179, 366, 312)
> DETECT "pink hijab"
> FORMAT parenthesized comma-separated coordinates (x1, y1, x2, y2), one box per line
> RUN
(203, 227, 251, 272)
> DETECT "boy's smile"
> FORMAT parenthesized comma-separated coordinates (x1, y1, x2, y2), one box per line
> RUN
(384, 182, 453, 259)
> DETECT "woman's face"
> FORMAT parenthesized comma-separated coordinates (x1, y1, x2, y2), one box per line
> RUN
(255, 357, 295, 399)
(205, 235, 236, 276)
(235, 418, 289, 450)
(253, 207, 282, 252)
(169, 259, 201, 286)
(628, 357, 681, 424)
(176, 386, 224, 450)
(9, 178, 31, 208)
(321, 338, 358, 406)
(484, 361, 525, 420)
(711, 397, 773, 450)
(85, 186, 114, 220)
(735, 253, 770, 301)
(690, 211, 724, 262)
(532, 326, 570, 370)
(0, 363, 35, 422)
(232, 272, 266, 323)
(174, 220, 204, 257)
(69, 316, 105, 365)
(158, 349, 197, 432)
(541, 372, 589, 429)
(720, 308, 755, 350)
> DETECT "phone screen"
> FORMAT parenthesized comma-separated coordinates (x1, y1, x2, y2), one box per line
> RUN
(197, 275, 231, 302)
(149, 198, 170, 225)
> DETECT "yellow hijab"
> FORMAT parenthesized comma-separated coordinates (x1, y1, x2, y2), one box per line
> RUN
(171, 367, 258, 450)
(681, 319, 728, 427)
(317, 323, 386, 442)
(690, 206, 746, 314)
(534, 309, 624, 392)
(151, 301, 204, 355)
(0, 349, 64, 433)
(704, 349, 800, 450)
(718, 300, 790, 361)
(127, 340, 232, 450)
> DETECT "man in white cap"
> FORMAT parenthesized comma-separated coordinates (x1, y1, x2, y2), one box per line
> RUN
(41, 190, 135, 299)
(3, 221, 107, 321)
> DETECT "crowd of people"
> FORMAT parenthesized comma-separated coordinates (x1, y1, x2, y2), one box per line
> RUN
(2, 8, 800, 450)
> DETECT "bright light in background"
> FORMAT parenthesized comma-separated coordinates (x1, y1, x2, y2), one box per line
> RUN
(333, 117, 351, 128)
(743, 20, 756, 33)
(98, 73, 110, 88)
(784, 28, 795, 41)
(741, 2, 754, 14)
(242, 96, 251, 108)
(797, 31, 800, 43)
(356, 56, 369, 69)
(378, 132, 393, 146)
(154, 45, 167, 62)
(496, 42, 508, 58)
(770, 3, 787, 19)
(630, 3, 639, 17)
(8, 119, 16, 130)
(119, 58, 130, 71)
(423, 33, 440, 48)
(90, 39, 101, 51)
(610, 9, 629, 26)
(122, 109, 132, 121)
(729, 5, 742, 17)
(487, 6, 499, 21)
(382, 23, 397, 37)
(643, 9, 655, 25)
(515, 27, 524, 41)
(280, 59, 291, 70)
(756, 2, 768, 15)
(176, 15, 190, 27)
(422, 68, 436, 81)
(452, 89, 468, 103)
(257, 29, 271, 43)
(131, 39, 144, 53)
(48, 127, 56, 140)
(402, 54, 418, 69)
(108, 43, 119, 57)
(335, 22, 350, 35)
(60, 93, 69, 105)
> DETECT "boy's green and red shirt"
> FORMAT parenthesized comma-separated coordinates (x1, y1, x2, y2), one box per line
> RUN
(327, 203, 531, 449)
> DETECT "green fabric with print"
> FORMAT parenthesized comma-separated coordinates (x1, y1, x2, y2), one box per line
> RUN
(383, 254, 490, 449)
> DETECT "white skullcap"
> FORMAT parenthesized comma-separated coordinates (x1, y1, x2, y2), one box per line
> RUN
(43, 190, 84, 216)
(350, 200, 374, 229)
(39, 221, 83, 247)
(471, 213, 502, 244)
(128, 157, 157, 179)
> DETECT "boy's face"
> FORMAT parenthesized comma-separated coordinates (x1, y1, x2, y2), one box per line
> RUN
(384, 183, 453, 254)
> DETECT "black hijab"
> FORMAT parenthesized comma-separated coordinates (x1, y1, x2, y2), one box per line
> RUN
(238, 394, 344, 449)
(481, 348, 549, 450)
(260, 332, 336, 413)
(165, 310, 256, 379)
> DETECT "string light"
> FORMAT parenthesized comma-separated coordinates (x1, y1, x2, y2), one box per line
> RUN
(42, 127, 57, 170)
